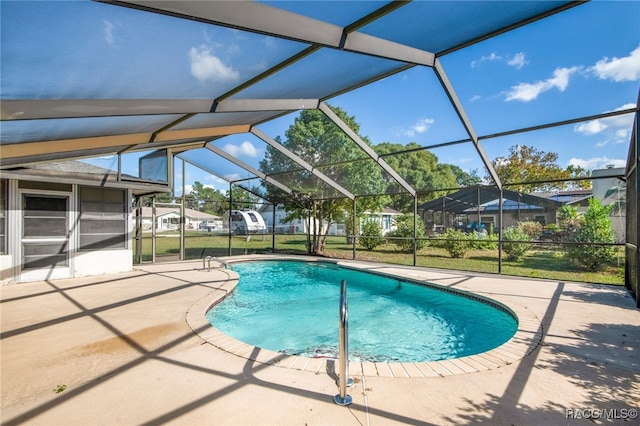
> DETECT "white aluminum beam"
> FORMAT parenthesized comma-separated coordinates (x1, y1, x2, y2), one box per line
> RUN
(433, 58, 503, 190)
(1, 99, 213, 121)
(205, 143, 292, 194)
(102, 1, 435, 66)
(251, 127, 355, 200)
(318, 102, 416, 197)
(214, 99, 319, 113)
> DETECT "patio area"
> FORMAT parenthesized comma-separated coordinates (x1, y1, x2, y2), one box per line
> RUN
(1, 255, 638, 425)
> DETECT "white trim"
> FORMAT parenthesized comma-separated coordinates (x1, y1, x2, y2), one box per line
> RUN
(18, 187, 74, 282)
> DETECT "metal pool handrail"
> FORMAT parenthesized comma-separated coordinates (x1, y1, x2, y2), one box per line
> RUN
(202, 256, 231, 271)
(334, 279, 352, 406)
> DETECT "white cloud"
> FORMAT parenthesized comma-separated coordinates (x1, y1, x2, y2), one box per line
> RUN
(574, 103, 635, 145)
(507, 52, 527, 70)
(589, 45, 640, 82)
(224, 173, 243, 181)
(505, 66, 579, 102)
(189, 45, 239, 83)
(103, 20, 116, 47)
(574, 119, 608, 136)
(204, 175, 228, 185)
(471, 52, 527, 69)
(221, 141, 259, 157)
(567, 157, 626, 170)
(403, 118, 434, 137)
(471, 52, 502, 68)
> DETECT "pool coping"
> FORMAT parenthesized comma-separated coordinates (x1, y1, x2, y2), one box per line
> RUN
(186, 255, 543, 378)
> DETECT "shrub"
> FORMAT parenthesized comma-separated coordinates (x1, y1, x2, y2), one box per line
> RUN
(518, 221, 543, 240)
(567, 198, 616, 271)
(468, 230, 498, 250)
(359, 219, 384, 251)
(541, 223, 562, 241)
(387, 214, 427, 252)
(441, 228, 470, 258)
(502, 226, 530, 261)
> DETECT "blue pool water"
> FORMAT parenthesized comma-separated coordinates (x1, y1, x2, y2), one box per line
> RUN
(206, 260, 518, 362)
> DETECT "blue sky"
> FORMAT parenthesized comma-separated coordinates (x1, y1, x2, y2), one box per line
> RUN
(2, 1, 639, 196)
(184, 1, 640, 195)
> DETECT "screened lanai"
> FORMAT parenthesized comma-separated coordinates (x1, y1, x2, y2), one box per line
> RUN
(1, 1, 638, 303)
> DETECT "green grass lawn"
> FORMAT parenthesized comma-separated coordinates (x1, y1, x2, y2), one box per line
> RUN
(139, 232, 625, 285)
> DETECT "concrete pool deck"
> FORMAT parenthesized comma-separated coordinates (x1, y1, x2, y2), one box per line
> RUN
(1, 255, 639, 425)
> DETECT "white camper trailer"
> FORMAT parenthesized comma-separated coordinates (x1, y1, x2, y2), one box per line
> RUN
(223, 210, 267, 234)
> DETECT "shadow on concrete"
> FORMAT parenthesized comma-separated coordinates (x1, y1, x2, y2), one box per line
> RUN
(1, 264, 437, 426)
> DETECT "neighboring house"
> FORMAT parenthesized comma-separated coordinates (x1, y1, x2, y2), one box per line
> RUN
(418, 187, 564, 234)
(592, 166, 626, 242)
(533, 189, 592, 214)
(362, 207, 401, 235)
(0, 160, 169, 284)
(418, 171, 626, 242)
(258, 204, 341, 235)
(259, 204, 307, 234)
(137, 207, 222, 231)
(258, 204, 343, 235)
(258, 204, 399, 236)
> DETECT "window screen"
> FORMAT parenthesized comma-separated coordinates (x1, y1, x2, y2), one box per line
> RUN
(22, 193, 69, 270)
(79, 186, 127, 250)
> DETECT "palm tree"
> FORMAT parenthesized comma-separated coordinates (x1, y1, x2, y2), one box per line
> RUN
(603, 184, 626, 216)
(557, 205, 583, 240)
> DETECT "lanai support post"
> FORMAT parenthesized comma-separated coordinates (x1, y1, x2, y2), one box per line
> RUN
(272, 203, 276, 252)
(228, 182, 233, 256)
(135, 196, 142, 264)
(151, 197, 157, 264)
(352, 197, 357, 260)
(498, 188, 503, 274)
(414, 194, 418, 266)
(180, 158, 186, 261)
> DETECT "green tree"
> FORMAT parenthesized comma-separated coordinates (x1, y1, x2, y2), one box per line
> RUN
(488, 145, 591, 192)
(190, 181, 227, 215)
(139, 192, 174, 207)
(446, 165, 482, 187)
(374, 142, 479, 211)
(226, 185, 260, 211)
(259, 106, 388, 255)
(567, 198, 616, 271)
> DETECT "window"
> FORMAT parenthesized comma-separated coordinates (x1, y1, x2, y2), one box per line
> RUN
(22, 193, 69, 270)
(79, 187, 127, 250)
(137, 149, 169, 183)
(247, 212, 259, 223)
(534, 215, 546, 225)
(382, 215, 391, 230)
(480, 216, 494, 224)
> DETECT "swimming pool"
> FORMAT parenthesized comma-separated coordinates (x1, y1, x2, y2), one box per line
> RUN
(206, 260, 518, 363)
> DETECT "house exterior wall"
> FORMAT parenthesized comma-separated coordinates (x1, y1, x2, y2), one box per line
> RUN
(1, 178, 133, 284)
(0, 255, 13, 284)
(592, 166, 626, 242)
(259, 205, 341, 235)
(74, 250, 133, 277)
